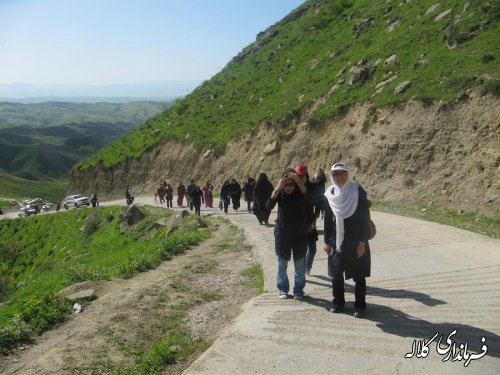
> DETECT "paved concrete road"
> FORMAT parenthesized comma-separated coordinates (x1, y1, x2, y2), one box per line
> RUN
(178, 203, 499, 374)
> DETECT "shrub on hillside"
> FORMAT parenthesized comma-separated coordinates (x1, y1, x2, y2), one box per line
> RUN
(16, 292, 68, 336)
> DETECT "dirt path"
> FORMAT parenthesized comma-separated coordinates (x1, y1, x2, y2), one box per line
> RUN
(0, 216, 258, 374)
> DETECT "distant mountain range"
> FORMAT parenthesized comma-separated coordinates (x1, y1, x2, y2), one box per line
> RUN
(0, 81, 202, 103)
(0, 101, 169, 181)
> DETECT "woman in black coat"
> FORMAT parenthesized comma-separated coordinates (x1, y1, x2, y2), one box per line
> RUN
(323, 163, 371, 318)
(253, 173, 274, 224)
(229, 178, 242, 212)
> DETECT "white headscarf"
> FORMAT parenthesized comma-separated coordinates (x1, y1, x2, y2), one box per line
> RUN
(324, 177, 359, 251)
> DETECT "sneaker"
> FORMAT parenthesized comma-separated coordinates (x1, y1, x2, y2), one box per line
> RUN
(305, 268, 311, 276)
(293, 294, 304, 300)
(330, 303, 344, 313)
(353, 308, 365, 318)
(278, 293, 288, 300)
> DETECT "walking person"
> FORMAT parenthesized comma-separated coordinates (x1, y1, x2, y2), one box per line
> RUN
(56, 201, 61, 212)
(157, 185, 165, 205)
(253, 173, 274, 224)
(126, 187, 134, 205)
(203, 181, 214, 208)
(177, 182, 186, 206)
(313, 168, 327, 219)
(229, 178, 241, 212)
(186, 179, 197, 211)
(267, 168, 309, 300)
(323, 162, 371, 318)
(219, 180, 231, 214)
(190, 184, 205, 216)
(91, 192, 99, 207)
(165, 183, 174, 208)
(242, 176, 256, 213)
(294, 164, 323, 275)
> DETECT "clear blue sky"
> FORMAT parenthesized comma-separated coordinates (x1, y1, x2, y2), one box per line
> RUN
(0, 0, 304, 85)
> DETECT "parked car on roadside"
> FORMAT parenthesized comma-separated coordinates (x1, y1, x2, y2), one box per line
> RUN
(18, 206, 37, 217)
(42, 203, 54, 212)
(63, 194, 90, 210)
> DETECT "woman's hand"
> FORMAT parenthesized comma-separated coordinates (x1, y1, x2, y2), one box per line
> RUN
(271, 176, 289, 198)
(324, 243, 332, 255)
(356, 241, 366, 259)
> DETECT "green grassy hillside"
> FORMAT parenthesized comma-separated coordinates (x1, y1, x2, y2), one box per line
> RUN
(77, 0, 499, 169)
(0, 206, 209, 353)
(0, 171, 67, 203)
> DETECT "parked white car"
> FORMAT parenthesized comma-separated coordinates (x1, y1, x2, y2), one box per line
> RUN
(63, 194, 90, 210)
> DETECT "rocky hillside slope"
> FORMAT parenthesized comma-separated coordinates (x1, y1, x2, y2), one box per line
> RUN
(69, 0, 499, 217)
(70, 92, 498, 216)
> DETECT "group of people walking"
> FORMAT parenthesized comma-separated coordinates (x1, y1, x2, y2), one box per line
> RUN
(151, 161, 372, 317)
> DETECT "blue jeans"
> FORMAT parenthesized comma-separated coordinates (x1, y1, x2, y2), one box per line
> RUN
(276, 256, 306, 296)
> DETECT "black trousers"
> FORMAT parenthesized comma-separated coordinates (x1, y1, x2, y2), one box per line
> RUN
(330, 251, 367, 309)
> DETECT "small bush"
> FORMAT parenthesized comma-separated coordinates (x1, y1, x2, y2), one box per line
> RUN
(16, 292, 68, 336)
(0, 317, 32, 354)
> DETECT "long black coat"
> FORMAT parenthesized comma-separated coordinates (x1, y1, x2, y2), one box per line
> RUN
(253, 178, 273, 220)
(323, 185, 371, 280)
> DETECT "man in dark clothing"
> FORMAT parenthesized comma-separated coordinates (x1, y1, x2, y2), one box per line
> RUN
(186, 179, 197, 211)
(91, 192, 99, 207)
(190, 185, 205, 216)
(266, 168, 309, 300)
(242, 176, 256, 213)
(220, 180, 231, 214)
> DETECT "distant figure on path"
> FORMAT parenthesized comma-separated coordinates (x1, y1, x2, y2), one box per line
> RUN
(56, 201, 61, 212)
(165, 183, 174, 208)
(323, 162, 371, 318)
(91, 192, 99, 207)
(229, 178, 242, 212)
(242, 176, 256, 213)
(253, 173, 274, 224)
(126, 187, 134, 205)
(203, 181, 214, 208)
(186, 179, 197, 211)
(190, 184, 205, 216)
(157, 184, 166, 205)
(219, 180, 231, 214)
(177, 182, 186, 206)
(313, 167, 327, 219)
(267, 168, 308, 300)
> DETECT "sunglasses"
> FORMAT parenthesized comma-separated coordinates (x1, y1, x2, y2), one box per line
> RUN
(331, 171, 347, 177)
(284, 182, 295, 188)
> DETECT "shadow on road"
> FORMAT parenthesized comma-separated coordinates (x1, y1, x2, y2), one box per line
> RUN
(363, 303, 500, 358)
